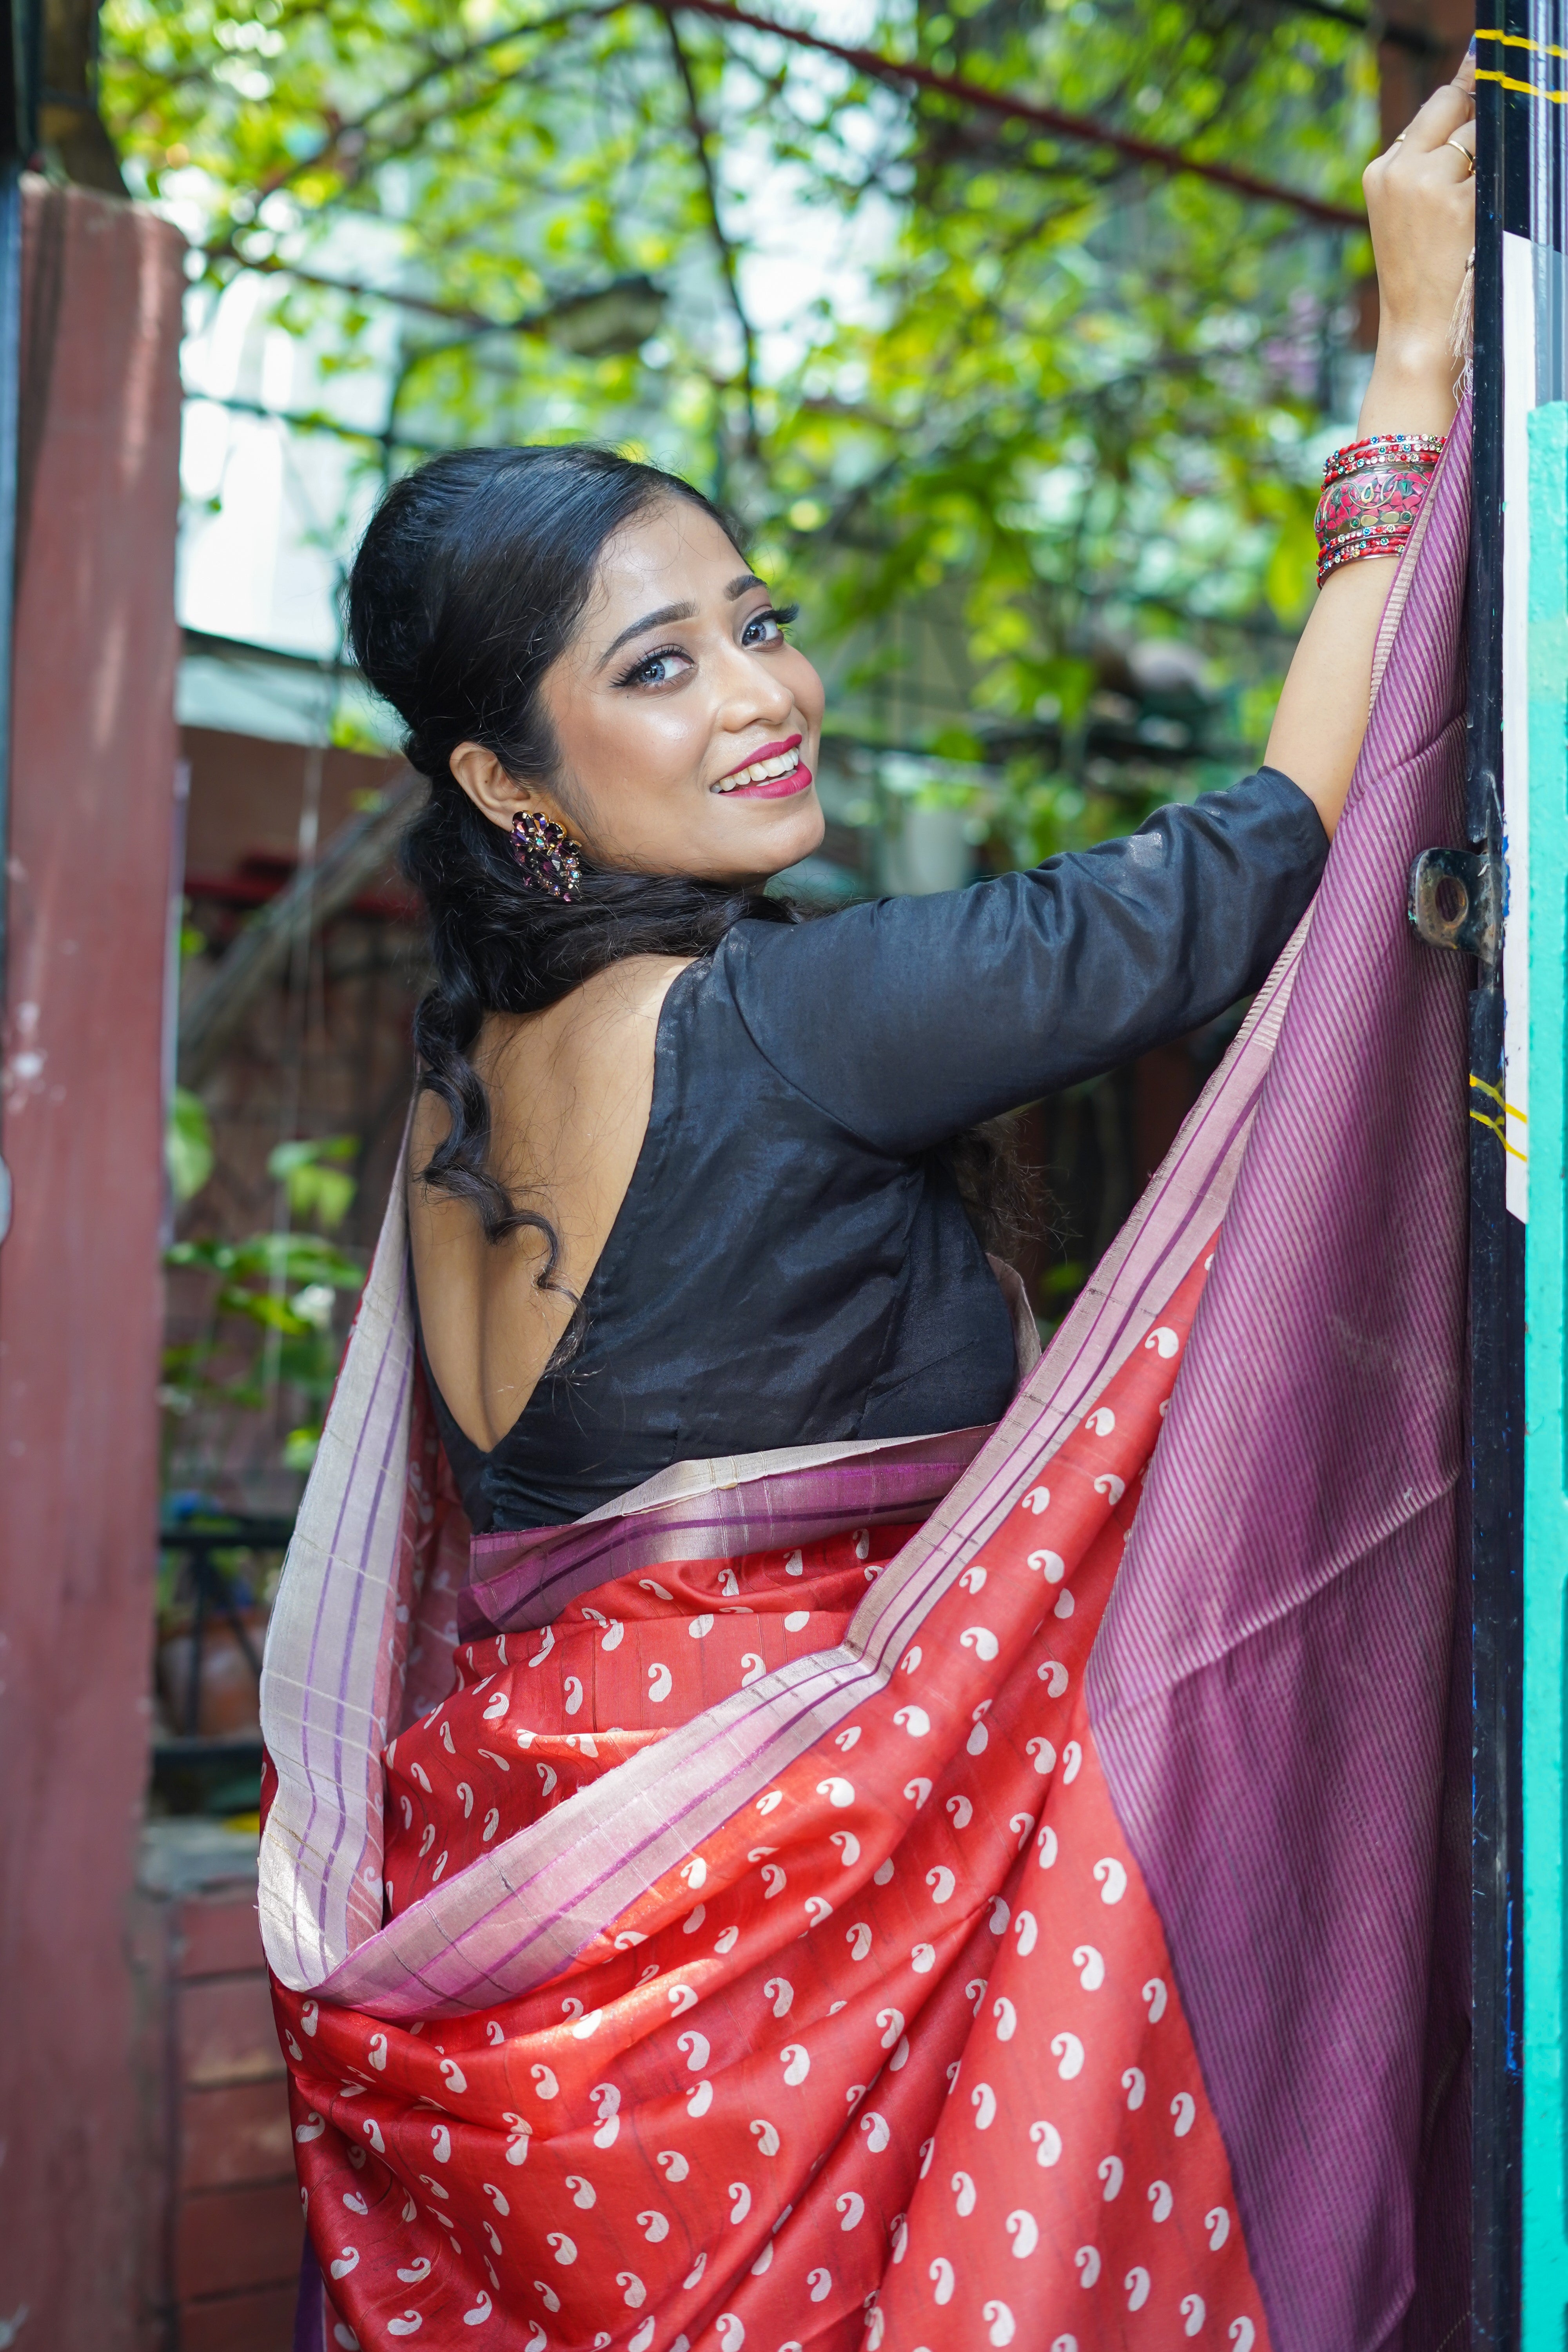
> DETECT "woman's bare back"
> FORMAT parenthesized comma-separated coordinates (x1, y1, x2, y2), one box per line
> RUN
(408, 954, 692, 1452)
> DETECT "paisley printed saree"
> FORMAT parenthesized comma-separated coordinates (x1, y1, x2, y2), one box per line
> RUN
(263, 409, 1473, 2352)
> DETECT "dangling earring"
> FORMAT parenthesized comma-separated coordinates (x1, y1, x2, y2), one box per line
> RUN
(510, 809, 584, 902)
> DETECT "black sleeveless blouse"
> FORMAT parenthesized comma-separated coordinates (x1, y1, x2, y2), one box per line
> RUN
(421, 767, 1326, 1531)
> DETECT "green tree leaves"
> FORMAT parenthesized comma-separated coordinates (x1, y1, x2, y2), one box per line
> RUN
(167, 1083, 217, 1203)
(105, 0, 1373, 831)
(267, 1132, 359, 1230)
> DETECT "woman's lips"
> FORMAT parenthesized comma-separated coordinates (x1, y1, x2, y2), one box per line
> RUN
(711, 733, 808, 796)
(724, 760, 813, 800)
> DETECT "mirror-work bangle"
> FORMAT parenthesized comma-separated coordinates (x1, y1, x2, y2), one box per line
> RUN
(1317, 466, 1435, 539)
(1320, 430, 1446, 488)
(1314, 432, 1446, 586)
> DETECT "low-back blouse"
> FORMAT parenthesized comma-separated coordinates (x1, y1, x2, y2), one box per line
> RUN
(420, 766, 1327, 1530)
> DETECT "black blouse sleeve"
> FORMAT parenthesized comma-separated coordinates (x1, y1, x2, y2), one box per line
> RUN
(725, 766, 1327, 1156)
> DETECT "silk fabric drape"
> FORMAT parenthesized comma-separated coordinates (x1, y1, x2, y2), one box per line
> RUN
(266, 407, 1472, 2351)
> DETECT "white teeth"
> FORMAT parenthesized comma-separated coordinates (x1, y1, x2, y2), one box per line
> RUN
(712, 750, 801, 792)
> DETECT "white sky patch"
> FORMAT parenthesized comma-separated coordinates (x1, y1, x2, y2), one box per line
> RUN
(175, 215, 408, 653)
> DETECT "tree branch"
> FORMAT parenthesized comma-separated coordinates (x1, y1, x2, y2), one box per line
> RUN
(662, 10, 761, 466)
(655, 0, 1365, 231)
(206, 251, 660, 350)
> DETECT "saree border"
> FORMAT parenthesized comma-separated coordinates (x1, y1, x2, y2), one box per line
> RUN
(460, 1431, 996, 1634)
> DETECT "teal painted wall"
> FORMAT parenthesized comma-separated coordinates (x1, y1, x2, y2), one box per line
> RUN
(1524, 399, 1568, 2346)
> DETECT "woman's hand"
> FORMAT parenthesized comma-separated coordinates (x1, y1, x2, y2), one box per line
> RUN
(1263, 53, 1475, 837)
(1359, 53, 1477, 433)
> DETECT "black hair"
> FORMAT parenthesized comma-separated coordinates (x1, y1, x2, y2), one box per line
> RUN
(347, 442, 797, 1288)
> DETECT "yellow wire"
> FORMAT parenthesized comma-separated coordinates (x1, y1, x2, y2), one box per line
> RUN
(1474, 27, 1568, 58)
(1470, 1073, 1528, 1122)
(1470, 1107, 1529, 1162)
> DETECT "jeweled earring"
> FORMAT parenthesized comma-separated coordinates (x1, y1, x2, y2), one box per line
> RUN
(510, 809, 584, 902)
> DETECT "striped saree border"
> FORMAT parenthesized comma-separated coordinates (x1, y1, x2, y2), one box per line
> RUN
(259, 1165, 419, 1988)
(1085, 399, 1474, 2351)
(462, 1432, 996, 1634)
(259, 886, 1311, 2011)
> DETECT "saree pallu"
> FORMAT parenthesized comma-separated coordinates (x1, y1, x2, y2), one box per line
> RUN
(262, 408, 1474, 2352)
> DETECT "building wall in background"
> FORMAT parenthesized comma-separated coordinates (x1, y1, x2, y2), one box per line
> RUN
(180, 726, 403, 878)
(167, 726, 422, 1515)
(0, 181, 185, 2351)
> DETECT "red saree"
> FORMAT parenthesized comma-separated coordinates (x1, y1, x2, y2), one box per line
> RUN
(274, 1233, 1269, 2350)
(264, 403, 1472, 2352)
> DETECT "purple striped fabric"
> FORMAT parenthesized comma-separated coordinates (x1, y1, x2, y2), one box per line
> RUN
(1086, 404, 1473, 2350)
(460, 1430, 993, 1634)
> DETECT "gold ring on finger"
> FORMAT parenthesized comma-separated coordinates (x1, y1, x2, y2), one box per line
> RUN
(1446, 135, 1477, 175)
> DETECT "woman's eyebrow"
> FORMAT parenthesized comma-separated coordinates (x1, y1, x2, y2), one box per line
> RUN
(597, 575, 767, 668)
(597, 601, 696, 667)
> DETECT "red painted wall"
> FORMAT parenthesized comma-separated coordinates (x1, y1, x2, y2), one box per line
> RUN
(180, 726, 403, 878)
(0, 181, 185, 2349)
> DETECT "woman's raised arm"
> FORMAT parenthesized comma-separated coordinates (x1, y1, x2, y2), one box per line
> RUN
(1265, 57, 1477, 836)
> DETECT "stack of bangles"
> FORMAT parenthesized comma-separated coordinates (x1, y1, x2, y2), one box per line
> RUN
(1314, 430, 1446, 587)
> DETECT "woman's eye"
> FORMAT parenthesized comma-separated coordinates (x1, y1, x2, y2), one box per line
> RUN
(622, 647, 692, 688)
(741, 603, 798, 648)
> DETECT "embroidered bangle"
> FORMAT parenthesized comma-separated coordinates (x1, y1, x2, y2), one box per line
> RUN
(1313, 434, 1443, 587)
(1320, 431, 1446, 489)
(1316, 526, 1416, 586)
(1316, 465, 1433, 538)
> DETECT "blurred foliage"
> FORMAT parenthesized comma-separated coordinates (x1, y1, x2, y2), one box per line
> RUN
(167, 1083, 217, 1202)
(102, 0, 1379, 849)
(166, 904, 216, 1205)
(267, 1131, 359, 1229)
(162, 1140, 365, 1468)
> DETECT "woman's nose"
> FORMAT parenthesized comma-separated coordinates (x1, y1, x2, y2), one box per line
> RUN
(715, 648, 794, 726)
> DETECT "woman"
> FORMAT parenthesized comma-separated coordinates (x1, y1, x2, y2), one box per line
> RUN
(268, 72, 1475, 2352)
(363, 105, 1468, 1539)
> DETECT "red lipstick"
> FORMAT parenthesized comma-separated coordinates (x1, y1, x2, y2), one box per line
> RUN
(711, 733, 813, 800)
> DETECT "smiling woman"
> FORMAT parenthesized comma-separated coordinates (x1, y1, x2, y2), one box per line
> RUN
(351, 443, 1332, 1529)
(269, 67, 1477, 2352)
(348, 45, 1475, 1519)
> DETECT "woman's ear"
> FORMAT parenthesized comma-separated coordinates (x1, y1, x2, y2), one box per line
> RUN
(450, 742, 577, 840)
(450, 742, 522, 831)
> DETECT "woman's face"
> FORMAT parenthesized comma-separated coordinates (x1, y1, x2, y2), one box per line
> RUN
(451, 496, 826, 887)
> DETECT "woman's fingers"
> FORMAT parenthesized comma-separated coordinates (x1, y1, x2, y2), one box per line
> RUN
(1383, 71, 1475, 160)
(1360, 47, 1477, 368)
(1441, 125, 1477, 177)
(1367, 68, 1477, 202)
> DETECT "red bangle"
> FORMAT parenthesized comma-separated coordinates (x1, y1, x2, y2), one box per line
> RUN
(1320, 431, 1446, 489)
(1317, 527, 1416, 586)
(1314, 434, 1445, 587)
